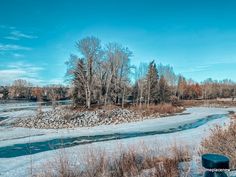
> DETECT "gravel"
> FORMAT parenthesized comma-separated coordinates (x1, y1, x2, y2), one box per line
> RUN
(13, 107, 161, 129)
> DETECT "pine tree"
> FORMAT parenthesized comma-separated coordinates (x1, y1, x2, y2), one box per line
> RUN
(159, 76, 171, 103)
(132, 81, 139, 104)
(177, 75, 187, 99)
(147, 60, 159, 104)
(2, 87, 9, 100)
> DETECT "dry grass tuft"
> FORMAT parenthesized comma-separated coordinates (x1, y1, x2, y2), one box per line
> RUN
(35, 144, 190, 177)
(181, 99, 236, 108)
(70, 103, 183, 117)
(130, 103, 184, 117)
(200, 121, 236, 168)
(231, 113, 236, 120)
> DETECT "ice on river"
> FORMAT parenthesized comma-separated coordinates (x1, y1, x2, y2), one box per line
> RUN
(0, 106, 235, 177)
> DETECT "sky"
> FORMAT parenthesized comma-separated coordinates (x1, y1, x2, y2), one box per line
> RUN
(1, 0, 236, 85)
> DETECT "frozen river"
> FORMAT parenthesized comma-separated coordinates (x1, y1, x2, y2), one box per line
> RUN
(0, 101, 235, 177)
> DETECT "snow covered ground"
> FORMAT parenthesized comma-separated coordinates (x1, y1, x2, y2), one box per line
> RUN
(0, 103, 235, 177)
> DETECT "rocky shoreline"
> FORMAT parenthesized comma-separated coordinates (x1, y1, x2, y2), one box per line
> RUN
(13, 106, 184, 129)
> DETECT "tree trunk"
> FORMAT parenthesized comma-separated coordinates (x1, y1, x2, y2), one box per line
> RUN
(104, 74, 112, 106)
(147, 80, 150, 107)
(87, 89, 91, 109)
(139, 84, 143, 108)
(122, 87, 125, 108)
(85, 83, 91, 109)
(104, 92, 108, 106)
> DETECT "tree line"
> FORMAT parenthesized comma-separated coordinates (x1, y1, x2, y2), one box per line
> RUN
(1, 36, 235, 105)
(0, 79, 69, 101)
(65, 36, 236, 108)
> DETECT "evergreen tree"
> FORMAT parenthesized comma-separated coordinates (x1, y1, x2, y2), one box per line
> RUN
(147, 60, 159, 104)
(177, 75, 187, 99)
(132, 81, 139, 104)
(2, 87, 9, 100)
(159, 76, 171, 103)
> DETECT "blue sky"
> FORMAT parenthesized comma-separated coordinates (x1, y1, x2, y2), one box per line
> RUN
(1, 0, 236, 85)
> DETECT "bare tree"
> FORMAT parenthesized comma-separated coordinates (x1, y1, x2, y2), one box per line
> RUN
(9, 79, 32, 99)
(66, 36, 102, 108)
(103, 43, 132, 107)
(77, 36, 102, 108)
(158, 63, 177, 87)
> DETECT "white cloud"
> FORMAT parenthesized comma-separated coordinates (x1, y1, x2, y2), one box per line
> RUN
(0, 61, 65, 86)
(12, 53, 25, 58)
(4, 36, 19, 40)
(0, 62, 45, 85)
(5, 30, 37, 40)
(0, 68, 26, 75)
(0, 25, 15, 29)
(11, 30, 37, 39)
(0, 44, 32, 51)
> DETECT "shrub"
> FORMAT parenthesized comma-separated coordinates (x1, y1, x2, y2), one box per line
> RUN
(35, 144, 190, 177)
(200, 121, 236, 168)
(130, 103, 183, 117)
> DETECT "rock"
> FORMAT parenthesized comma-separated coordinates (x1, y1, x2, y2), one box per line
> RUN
(13, 106, 168, 129)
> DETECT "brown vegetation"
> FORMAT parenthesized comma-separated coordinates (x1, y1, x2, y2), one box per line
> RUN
(0, 79, 69, 101)
(129, 103, 184, 117)
(231, 114, 236, 120)
(180, 99, 236, 108)
(72, 102, 183, 113)
(35, 144, 190, 177)
(72, 103, 184, 116)
(200, 121, 236, 168)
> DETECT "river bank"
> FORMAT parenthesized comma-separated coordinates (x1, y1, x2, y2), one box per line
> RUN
(0, 101, 236, 176)
(0, 106, 235, 176)
(11, 104, 184, 129)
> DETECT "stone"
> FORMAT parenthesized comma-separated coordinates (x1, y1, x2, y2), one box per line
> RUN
(202, 153, 230, 169)
(13, 106, 174, 129)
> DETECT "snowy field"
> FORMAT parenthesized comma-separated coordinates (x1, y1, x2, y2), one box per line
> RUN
(0, 101, 235, 177)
